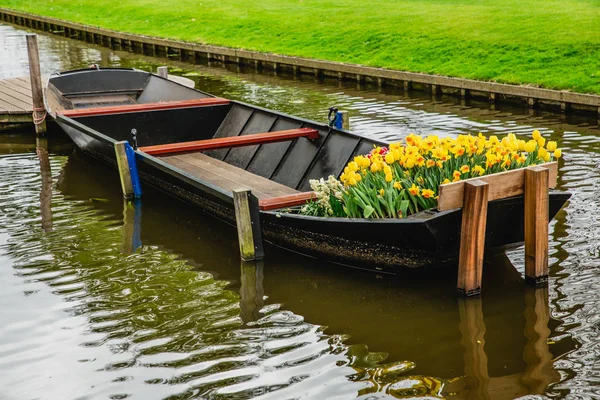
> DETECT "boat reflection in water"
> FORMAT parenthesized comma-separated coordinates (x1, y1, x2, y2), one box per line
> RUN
(52, 150, 572, 399)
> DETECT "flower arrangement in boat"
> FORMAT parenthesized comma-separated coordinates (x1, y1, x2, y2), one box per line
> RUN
(300, 130, 562, 218)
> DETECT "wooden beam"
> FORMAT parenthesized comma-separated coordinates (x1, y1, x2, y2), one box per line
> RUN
(26, 34, 46, 134)
(140, 128, 319, 156)
(115, 141, 134, 199)
(58, 97, 230, 118)
(259, 191, 316, 211)
(233, 189, 264, 261)
(524, 166, 549, 283)
(438, 162, 557, 211)
(457, 180, 489, 296)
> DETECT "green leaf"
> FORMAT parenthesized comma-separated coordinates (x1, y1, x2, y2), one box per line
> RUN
(363, 205, 375, 218)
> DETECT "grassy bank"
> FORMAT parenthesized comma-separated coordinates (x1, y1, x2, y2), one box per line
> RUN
(4, 0, 600, 93)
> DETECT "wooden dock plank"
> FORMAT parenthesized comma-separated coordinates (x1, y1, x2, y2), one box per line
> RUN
(0, 78, 33, 97)
(0, 77, 33, 111)
(0, 91, 30, 112)
(0, 77, 33, 129)
(160, 152, 298, 200)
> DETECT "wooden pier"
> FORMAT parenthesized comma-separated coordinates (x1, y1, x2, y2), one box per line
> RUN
(0, 76, 35, 131)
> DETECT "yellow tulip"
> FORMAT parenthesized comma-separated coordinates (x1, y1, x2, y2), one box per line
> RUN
(385, 152, 395, 164)
(524, 140, 537, 153)
(385, 173, 393, 182)
(532, 130, 542, 141)
(537, 137, 546, 148)
(546, 141, 557, 152)
(538, 147, 548, 160)
(379, 189, 385, 196)
(554, 148, 562, 158)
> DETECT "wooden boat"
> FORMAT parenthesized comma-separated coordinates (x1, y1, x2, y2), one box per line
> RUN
(46, 68, 570, 273)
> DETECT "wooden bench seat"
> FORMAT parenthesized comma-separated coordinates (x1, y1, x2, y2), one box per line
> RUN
(139, 128, 319, 156)
(159, 152, 315, 211)
(59, 97, 230, 117)
(160, 152, 299, 200)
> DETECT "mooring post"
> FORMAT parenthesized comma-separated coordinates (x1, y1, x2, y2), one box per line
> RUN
(233, 189, 264, 261)
(157, 66, 168, 78)
(340, 110, 350, 130)
(239, 260, 265, 324)
(524, 166, 549, 283)
(26, 34, 47, 135)
(114, 141, 142, 199)
(457, 180, 489, 296)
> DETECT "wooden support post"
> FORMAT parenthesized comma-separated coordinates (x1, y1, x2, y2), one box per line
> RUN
(114, 141, 142, 199)
(404, 81, 412, 92)
(528, 97, 538, 109)
(338, 110, 350, 130)
(239, 260, 265, 324)
(115, 141, 134, 199)
(157, 66, 168, 78)
(233, 189, 264, 261)
(457, 180, 489, 296)
(431, 84, 441, 97)
(560, 102, 569, 113)
(26, 34, 47, 135)
(524, 166, 549, 283)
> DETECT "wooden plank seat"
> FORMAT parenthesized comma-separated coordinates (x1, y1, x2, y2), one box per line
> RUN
(139, 128, 319, 156)
(160, 152, 300, 200)
(58, 97, 230, 117)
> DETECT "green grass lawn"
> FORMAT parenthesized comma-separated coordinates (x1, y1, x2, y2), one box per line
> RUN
(5, 0, 600, 93)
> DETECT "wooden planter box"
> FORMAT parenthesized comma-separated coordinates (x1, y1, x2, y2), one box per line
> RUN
(437, 162, 558, 295)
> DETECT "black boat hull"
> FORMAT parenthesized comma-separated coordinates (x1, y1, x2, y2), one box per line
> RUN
(56, 117, 570, 272)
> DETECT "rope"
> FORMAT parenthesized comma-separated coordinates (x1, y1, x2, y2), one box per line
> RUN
(32, 106, 47, 125)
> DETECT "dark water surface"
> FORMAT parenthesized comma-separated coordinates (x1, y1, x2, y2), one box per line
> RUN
(0, 24, 599, 399)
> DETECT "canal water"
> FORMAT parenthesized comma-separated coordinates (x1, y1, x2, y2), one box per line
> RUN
(1, 24, 598, 399)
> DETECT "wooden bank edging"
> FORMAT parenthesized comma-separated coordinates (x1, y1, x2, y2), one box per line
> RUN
(2, 8, 600, 116)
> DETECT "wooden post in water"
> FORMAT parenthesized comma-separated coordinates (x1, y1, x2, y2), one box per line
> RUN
(157, 66, 168, 78)
(524, 166, 549, 283)
(339, 110, 350, 130)
(457, 180, 489, 296)
(115, 141, 134, 198)
(239, 260, 265, 324)
(233, 189, 264, 261)
(114, 141, 142, 199)
(26, 34, 47, 135)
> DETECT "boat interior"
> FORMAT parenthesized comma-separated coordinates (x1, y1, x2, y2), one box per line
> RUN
(53, 80, 381, 210)
(46, 69, 211, 115)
